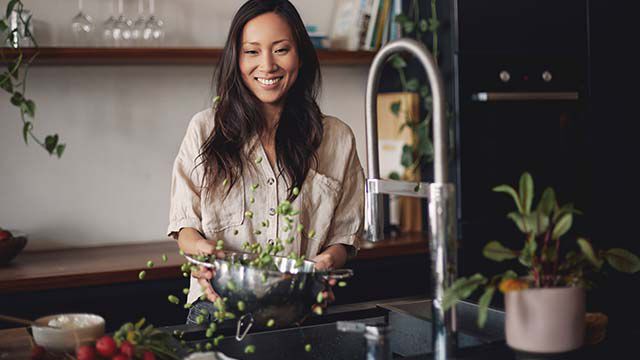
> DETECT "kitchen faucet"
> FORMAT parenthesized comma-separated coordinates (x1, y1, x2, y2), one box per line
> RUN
(364, 38, 457, 359)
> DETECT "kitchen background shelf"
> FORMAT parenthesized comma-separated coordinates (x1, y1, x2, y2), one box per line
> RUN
(0, 47, 376, 66)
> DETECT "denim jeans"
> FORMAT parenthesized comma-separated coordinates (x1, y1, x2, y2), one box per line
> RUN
(186, 300, 217, 325)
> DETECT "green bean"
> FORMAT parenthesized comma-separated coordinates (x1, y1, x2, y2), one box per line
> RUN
(290, 209, 300, 216)
(245, 211, 254, 219)
(196, 315, 204, 325)
(195, 343, 201, 350)
(162, 254, 168, 262)
(213, 335, 224, 346)
(305, 344, 312, 352)
(208, 322, 217, 331)
(205, 328, 214, 338)
(308, 230, 316, 238)
(227, 281, 236, 291)
(282, 225, 290, 232)
(183, 288, 189, 295)
(199, 308, 209, 316)
(313, 306, 323, 315)
(261, 272, 268, 283)
(181, 263, 190, 272)
(293, 187, 299, 196)
(255, 156, 263, 164)
(237, 301, 246, 311)
(251, 183, 259, 191)
(338, 281, 347, 287)
(199, 294, 206, 301)
(317, 292, 324, 304)
(147, 260, 154, 268)
(297, 224, 304, 233)
(179, 249, 185, 256)
(183, 272, 189, 278)
(205, 342, 213, 350)
(250, 196, 255, 204)
(183, 303, 192, 309)
(138, 270, 146, 280)
(244, 345, 256, 354)
(223, 179, 228, 186)
(266, 319, 275, 327)
(167, 295, 180, 304)
(234, 229, 239, 235)
(286, 237, 294, 244)
(254, 230, 262, 235)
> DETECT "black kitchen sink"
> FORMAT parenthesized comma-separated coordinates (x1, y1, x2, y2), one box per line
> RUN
(164, 298, 506, 359)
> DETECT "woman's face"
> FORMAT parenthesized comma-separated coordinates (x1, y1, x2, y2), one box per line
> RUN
(239, 12, 300, 107)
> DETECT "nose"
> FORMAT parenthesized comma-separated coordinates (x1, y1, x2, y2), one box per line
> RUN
(259, 52, 278, 72)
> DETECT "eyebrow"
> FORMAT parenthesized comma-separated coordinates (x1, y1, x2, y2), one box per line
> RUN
(243, 39, 291, 46)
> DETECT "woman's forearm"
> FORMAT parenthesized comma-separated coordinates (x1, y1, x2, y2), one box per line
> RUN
(315, 244, 348, 269)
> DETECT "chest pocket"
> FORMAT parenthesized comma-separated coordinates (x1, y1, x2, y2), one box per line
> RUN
(300, 169, 342, 257)
(201, 177, 245, 233)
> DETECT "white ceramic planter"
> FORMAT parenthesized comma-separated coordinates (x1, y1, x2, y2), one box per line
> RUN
(505, 286, 585, 353)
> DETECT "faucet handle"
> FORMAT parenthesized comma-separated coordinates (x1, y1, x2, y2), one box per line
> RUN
(367, 178, 431, 198)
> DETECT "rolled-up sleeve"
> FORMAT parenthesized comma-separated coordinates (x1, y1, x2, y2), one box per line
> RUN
(324, 132, 365, 257)
(167, 116, 206, 239)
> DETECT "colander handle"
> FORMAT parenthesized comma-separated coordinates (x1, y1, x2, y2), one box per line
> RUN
(321, 268, 353, 280)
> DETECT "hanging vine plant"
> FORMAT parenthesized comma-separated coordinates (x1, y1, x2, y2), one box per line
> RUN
(1, 0, 66, 157)
(388, 0, 442, 177)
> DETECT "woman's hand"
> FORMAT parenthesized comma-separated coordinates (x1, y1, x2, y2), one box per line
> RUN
(178, 228, 223, 302)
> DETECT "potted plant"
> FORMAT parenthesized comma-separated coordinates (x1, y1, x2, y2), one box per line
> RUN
(443, 172, 640, 354)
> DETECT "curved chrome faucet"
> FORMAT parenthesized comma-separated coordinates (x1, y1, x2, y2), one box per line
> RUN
(364, 38, 458, 359)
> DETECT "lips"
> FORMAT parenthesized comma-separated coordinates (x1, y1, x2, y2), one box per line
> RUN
(255, 76, 283, 89)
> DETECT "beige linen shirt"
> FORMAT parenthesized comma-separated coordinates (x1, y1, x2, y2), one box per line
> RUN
(167, 109, 364, 303)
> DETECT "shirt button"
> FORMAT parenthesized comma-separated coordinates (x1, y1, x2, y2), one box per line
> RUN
(267, 178, 275, 185)
(269, 208, 276, 216)
(267, 239, 274, 245)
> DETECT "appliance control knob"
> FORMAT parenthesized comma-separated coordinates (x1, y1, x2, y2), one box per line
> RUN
(542, 71, 553, 82)
(499, 70, 511, 82)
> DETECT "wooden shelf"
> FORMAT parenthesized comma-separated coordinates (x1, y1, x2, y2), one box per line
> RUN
(0, 47, 376, 66)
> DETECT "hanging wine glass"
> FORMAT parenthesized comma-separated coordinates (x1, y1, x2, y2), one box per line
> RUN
(71, 0, 94, 46)
(131, 0, 147, 46)
(102, 0, 117, 46)
(143, 0, 165, 46)
(112, 0, 132, 47)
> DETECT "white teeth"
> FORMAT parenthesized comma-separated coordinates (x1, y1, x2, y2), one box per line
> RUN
(257, 77, 282, 85)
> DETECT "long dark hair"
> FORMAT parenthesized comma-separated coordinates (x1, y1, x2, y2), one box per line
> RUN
(198, 0, 323, 200)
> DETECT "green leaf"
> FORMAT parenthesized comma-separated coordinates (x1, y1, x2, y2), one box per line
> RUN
(401, 144, 414, 168)
(390, 54, 407, 69)
(0, 19, 8, 32)
(604, 248, 640, 273)
(577, 238, 602, 269)
(428, 18, 440, 32)
(442, 274, 487, 310)
(22, 121, 32, 144)
(477, 287, 496, 328)
(388, 171, 400, 180)
(493, 184, 523, 213)
(6, 0, 20, 19)
(10, 91, 23, 106)
(536, 187, 556, 216)
(8, 52, 23, 79)
(55, 144, 66, 158)
(552, 213, 573, 240)
(416, 120, 433, 160)
(403, 21, 415, 34)
(419, 19, 428, 32)
(394, 14, 409, 25)
(21, 99, 35, 117)
(406, 78, 419, 91)
(45, 134, 59, 154)
(507, 211, 549, 235)
(419, 84, 430, 99)
(483, 241, 517, 262)
(390, 101, 401, 116)
(553, 203, 582, 222)
(0, 72, 12, 93)
(502, 270, 518, 280)
(518, 172, 534, 214)
(519, 233, 537, 267)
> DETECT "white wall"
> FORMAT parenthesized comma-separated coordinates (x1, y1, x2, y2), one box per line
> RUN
(0, 0, 369, 250)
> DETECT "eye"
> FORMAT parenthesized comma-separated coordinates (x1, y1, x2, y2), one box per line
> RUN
(243, 50, 258, 55)
(275, 48, 290, 54)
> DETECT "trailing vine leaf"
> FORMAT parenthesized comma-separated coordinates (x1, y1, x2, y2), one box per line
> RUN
(518, 172, 534, 214)
(419, 19, 428, 32)
(477, 286, 495, 328)
(442, 274, 487, 310)
(401, 144, 414, 168)
(0, 72, 12, 92)
(552, 213, 573, 240)
(22, 121, 32, 144)
(21, 98, 35, 117)
(419, 84, 429, 98)
(0, 19, 8, 32)
(55, 144, 66, 158)
(10, 91, 23, 106)
(390, 54, 407, 69)
(604, 249, 640, 273)
(406, 78, 419, 91)
(390, 101, 401, 116)
(577, 238, 602, 269)
(493, 184, 523, 213)
(6, 0, 20, 19)
(403, 21, 415, 34)
(428, 18, 440, 32)
(388, 171, 401, 180)
(45, 134, 59, 154)
(483, 241, 517, 262)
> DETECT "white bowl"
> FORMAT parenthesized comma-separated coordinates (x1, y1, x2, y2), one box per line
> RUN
(32, 313, 105, 352)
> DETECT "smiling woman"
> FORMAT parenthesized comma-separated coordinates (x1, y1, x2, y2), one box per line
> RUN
(166, 0, 365, 325)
